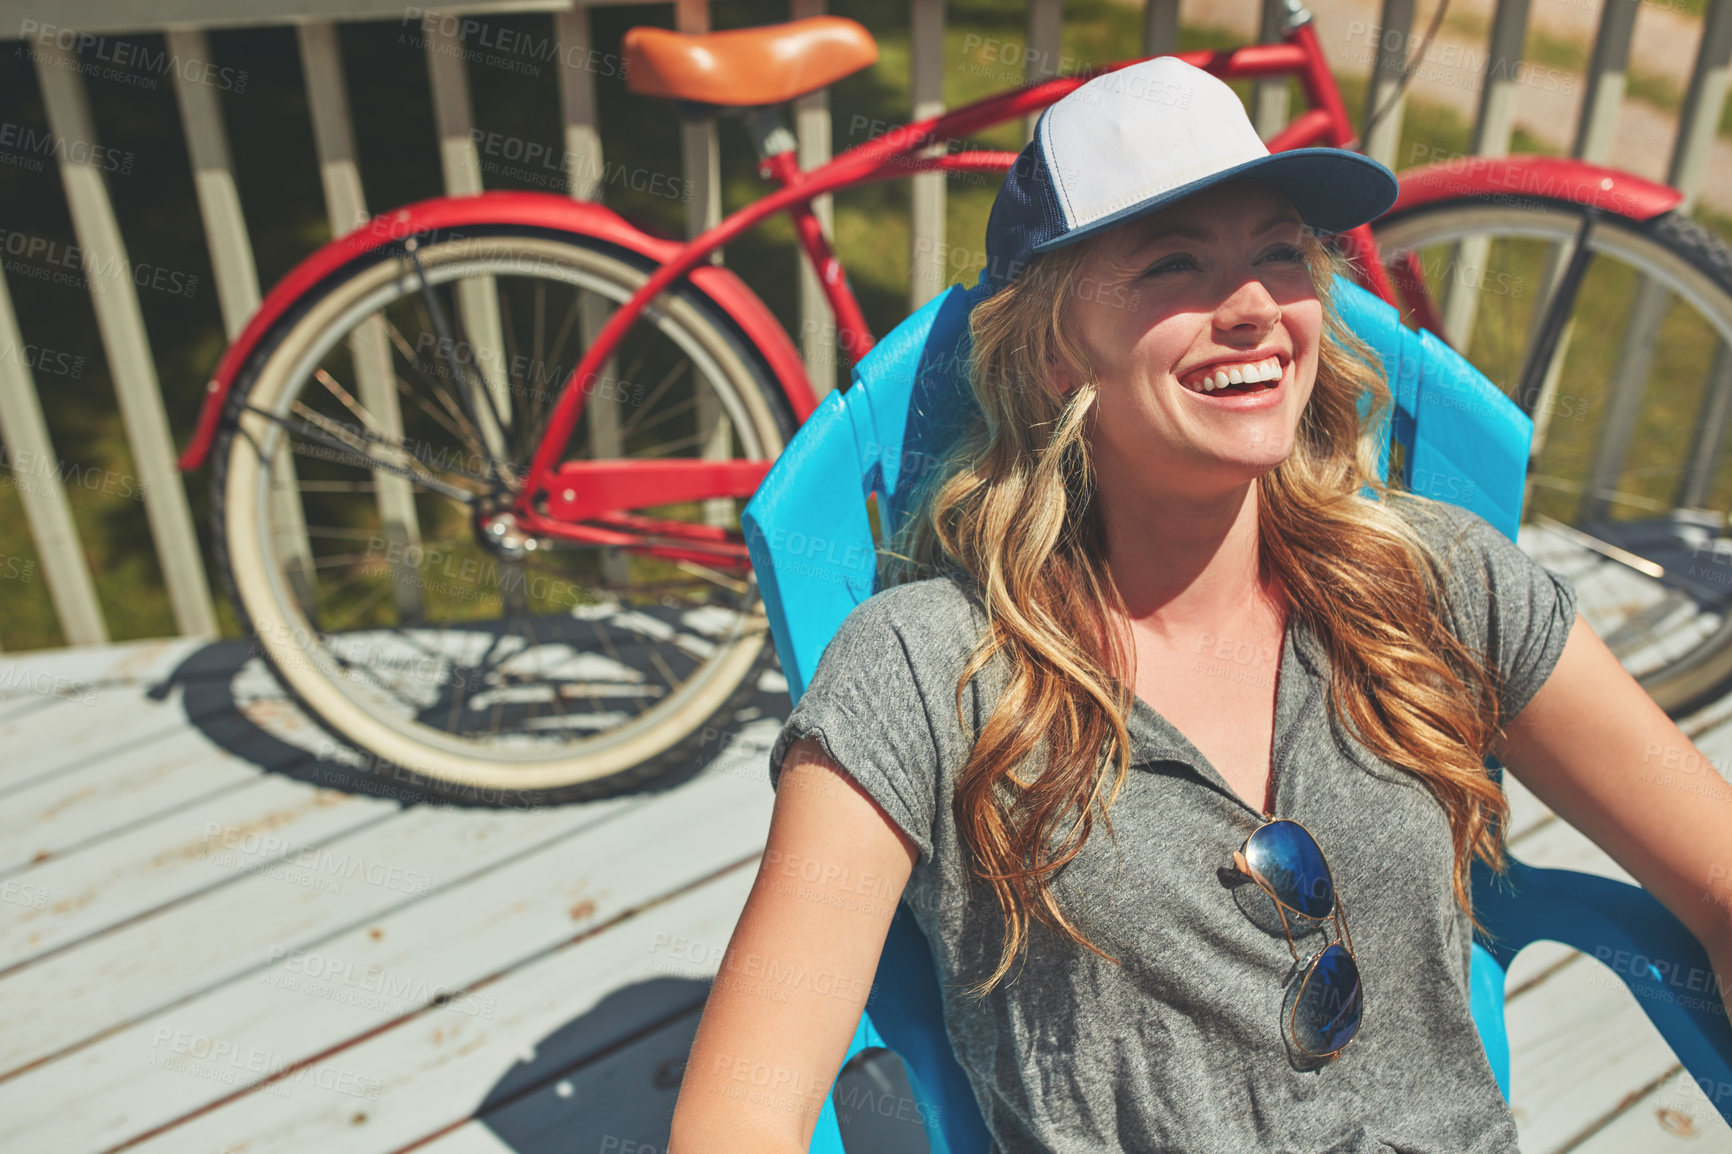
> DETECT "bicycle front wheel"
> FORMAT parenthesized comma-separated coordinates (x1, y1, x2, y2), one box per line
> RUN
(1372, 196, 1732, 713)
(213, 227, 796, 799)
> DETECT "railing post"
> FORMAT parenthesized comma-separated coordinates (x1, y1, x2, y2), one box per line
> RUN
(793, 0, 840, 398)
(558, 4, 605, 203)
(1436, 0, 1531, 355)
(1361, 0, 1414, 169)
(0, 269, 108, 649)
(1252, 0, 1290, 139)
(1470, 0, 1530, 158)
(668, 0, 733, 528)
(299, 22, 423, 621)
(1023, 0, 1063, 143)
(168, 29, 261, 341)
(1670, 0, 1732, 207)
(677, 0, 723, 265)
(1142, 0, 1179, 57)
(555, 1, 630, 584)
(32, 36, 218, 641)
(910, 0, 948, 312)
(422, 14, 513, 474)
(1516, 0, 1640, 479)
(171, 28, 331, 628)
(1574, 0, 1640, 163)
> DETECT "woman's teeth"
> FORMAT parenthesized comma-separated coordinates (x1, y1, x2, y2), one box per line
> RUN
(1185, 357, 1283, 393)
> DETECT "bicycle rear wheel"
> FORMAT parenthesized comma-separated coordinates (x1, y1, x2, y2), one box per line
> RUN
(213, 227, 795, 799)
(1372, 196, 1732, 713)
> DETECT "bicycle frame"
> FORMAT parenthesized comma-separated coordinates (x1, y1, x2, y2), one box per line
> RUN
(514, 12, 1406, 553)
(175, 5, 1689, 574)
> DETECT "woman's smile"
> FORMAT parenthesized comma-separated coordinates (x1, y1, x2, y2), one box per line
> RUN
(1177, 351, 1290, 409)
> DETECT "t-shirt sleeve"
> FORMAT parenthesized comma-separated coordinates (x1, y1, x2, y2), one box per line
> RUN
(767, 593, 943, 865)
(1401, 497, 1581, 725)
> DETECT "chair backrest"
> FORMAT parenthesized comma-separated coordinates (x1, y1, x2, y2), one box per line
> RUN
(741, 273, 1732, 1152)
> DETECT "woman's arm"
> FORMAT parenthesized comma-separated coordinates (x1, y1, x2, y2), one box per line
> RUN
(1491, 613, 1732, 1024)
(669, 736, 920, 1153)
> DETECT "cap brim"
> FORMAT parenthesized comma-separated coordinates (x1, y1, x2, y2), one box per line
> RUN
(1028, 148, 1399, 255)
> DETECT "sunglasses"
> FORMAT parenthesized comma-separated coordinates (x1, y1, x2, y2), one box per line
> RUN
(1233, 817, 1363, 1059)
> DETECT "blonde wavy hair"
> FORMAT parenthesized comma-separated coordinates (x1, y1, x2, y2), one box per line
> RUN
(879, 218, 1511, 998)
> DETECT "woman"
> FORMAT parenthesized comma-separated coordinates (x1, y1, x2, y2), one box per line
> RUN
(669, 56, 1732, 1152)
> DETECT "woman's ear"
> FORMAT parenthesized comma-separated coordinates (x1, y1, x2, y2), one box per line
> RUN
(1047, 357, 1079, 397)
(1047, 333, 1085, 398)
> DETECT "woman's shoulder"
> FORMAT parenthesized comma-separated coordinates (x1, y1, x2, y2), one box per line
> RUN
(1379, 491, 1580, 719)
(807, 574, 998, 706)
(1382, 489, 1484, 546)
(838, 573, 990, 646)
(1380, 492, 1539, 590)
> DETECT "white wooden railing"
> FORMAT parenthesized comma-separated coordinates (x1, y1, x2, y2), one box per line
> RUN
(1, 0, 1731, 650)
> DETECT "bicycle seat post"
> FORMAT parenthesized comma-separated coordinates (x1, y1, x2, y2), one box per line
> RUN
(744, 106, 798, 166)
(1281, 0, 1314, 35)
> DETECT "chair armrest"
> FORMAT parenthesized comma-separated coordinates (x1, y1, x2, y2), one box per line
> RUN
(1474, 858, 1732, 1121)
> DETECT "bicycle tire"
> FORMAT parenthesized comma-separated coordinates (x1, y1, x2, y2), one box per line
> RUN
(212, 226, 798, 802)
(1372, 194, 1732, 714)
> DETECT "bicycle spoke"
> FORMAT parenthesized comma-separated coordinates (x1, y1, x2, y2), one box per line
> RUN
(320, 577, 400, 635)
(384, 313, 492, 459)
(622, 392, 703, 445)
(403, 242, 515, 484)
(245, 402, 483, 504)
(312, 365, 392, 444)
(287, 401, 492, 497)
(617, 358, 692, 444)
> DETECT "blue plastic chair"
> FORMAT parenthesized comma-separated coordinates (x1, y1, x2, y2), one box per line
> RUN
(741, 273, 1732, 1153)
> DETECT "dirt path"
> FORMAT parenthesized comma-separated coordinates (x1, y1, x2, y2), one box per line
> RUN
(1166, 0, 1732, 214)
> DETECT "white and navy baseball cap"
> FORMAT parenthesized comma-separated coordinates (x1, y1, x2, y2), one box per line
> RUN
(980, 56, 1399, 297)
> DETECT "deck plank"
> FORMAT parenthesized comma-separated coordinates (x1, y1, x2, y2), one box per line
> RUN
(0, 693, 187, 796)
(1571, 1066, 1732, 1152)
(1506, 945, 1710, 1153)
(410, 1124, 524, 1154)
(0, 775, 400, 971)
(0, 790, 641, 1074)
(0, 711, 322, 876)
(0, 637, 205, 696)
(119, 864, 757, 1154)
(0, 758, 772, 1153)
(415, 1007, 706, 1154)
(0, 665, 249, 796)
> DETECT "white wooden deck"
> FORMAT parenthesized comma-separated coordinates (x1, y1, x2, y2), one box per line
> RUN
(2, 526, 1732, 1153)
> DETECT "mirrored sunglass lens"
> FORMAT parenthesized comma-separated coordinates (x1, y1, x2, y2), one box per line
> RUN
(1244, 819, 1334, 919)
(1292, 943, 1362, 1055)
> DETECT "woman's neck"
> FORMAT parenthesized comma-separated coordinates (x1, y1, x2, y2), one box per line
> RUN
(1099, 481, 1272, 633)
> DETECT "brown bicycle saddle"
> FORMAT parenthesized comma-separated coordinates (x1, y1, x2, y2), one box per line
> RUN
(622, 15, 878, 107)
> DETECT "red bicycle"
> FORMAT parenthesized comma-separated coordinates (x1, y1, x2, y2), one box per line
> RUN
(176, 0, 1732, 799)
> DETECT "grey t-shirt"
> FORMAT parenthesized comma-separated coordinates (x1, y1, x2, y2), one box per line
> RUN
(768, 496, 1580, 1153)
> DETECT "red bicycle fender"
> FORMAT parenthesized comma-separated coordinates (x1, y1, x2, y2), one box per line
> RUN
(1388, 154, 1683, 223)
(177, 191, 819, 471)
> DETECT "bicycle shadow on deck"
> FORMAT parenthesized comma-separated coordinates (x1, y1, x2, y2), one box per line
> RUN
(144, 635, 794, 809)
